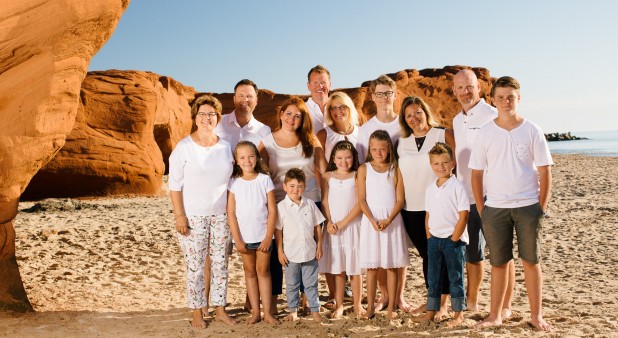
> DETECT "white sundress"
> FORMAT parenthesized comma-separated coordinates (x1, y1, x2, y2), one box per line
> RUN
(318, 176, 362, 275)
(359, 163, 409, 269)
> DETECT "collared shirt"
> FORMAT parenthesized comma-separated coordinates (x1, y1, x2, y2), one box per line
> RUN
(306, 98, 326, 134)
(214, 111, 271, 149)
(452, 99, 497, 202)
(276, 195, 325, 263)
(425, 176, 470, 243)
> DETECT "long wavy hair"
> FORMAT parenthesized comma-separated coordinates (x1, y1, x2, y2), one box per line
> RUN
(277, 97, 317, 158)
(326, 140, 360, 172)
(398, 96, 437, 138)
(365, 129, 399, 187)
(231, 141, 269, 178)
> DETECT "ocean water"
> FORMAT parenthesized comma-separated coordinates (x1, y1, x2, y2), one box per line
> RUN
(548, 130, 618, 156)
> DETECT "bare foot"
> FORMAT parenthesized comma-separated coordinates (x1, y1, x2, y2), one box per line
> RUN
(412, 303, 426, 314)
(446, 312, 464, 328)
(435, 308, 449, 321)
(283, 313, 300, 322)
(246, 314, 261, 325)
(362, 309, 375, 320)
(201, 307, 210, 318)
(412, 311, 434, 323)
(375, 297, 388, 312)
(387, 311, 399, 320)
(397, 297, 412, 313)
(354, 306, 367, 318)
(215, 311, 237, 326)
(530, 317, 552, 332)
(191, 311, 208, 329)
(501, 308, 513, 321)
(330, 306, 344, 319)
(474, 316, 502, 329)
(466, 302, 482, 312)
(312, 312, 329, 323)
(263, 314, 280, 325)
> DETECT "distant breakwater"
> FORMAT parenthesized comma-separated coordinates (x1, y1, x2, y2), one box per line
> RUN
(545, 132, 587, 141)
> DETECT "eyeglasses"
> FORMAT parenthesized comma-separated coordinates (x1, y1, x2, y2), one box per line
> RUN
(330, 105, 349, 113)
(196, 112, 218, 119)
(374, 91, 394, 98)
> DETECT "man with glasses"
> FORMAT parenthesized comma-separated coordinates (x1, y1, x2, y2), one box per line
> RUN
(215, 79, 271, 149)
(305, 65, 332, 134)
(451, 69, 502, 315)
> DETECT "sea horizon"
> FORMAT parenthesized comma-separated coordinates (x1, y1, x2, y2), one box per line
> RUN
(548, 129, 618, 157)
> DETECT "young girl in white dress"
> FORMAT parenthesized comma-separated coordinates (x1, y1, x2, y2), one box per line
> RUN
(227, 141, 279, 325)
(319, 140, 365, 318)
(358, 130, 409, 320)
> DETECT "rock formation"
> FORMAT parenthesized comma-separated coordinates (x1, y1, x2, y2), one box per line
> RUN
(22, 70, 195, 200)
(0, 0, 129, 312)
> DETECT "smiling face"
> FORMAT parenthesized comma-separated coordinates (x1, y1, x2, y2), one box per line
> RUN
(279, 104, 303, 131)
(329, 98, 349, 125)
(333, 148, 354, 173)
(233, 84, 258, 115)
(369, 138, 390, 164)
(452, 70, 481, 111)
(430, 153, 454, 179)
(492, 86, 521, 117)
(307, 71, 331, 103)
(404, 103, 428, 132)
(234, 144, 257, 175)
(195, 104, 218, 131)
(283, 179, 305, 203)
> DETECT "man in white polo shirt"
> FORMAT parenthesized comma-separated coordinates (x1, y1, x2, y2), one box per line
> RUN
(451, 69, 500, 313)
(215, 79, 271, 149)
(305, 65, 332, 134)
(470, 76, 553, 332)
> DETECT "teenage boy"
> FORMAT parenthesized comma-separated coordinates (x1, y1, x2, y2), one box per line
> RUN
(470, 76, 553, 331)
(275, 168, 326, 322)
(420, 142, 469, 328)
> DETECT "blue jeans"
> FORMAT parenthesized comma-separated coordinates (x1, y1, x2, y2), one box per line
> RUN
(285, 259, 320, 313)
(427, 236, 467, 312)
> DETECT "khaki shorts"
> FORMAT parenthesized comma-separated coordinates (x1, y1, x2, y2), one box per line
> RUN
(481, 203, 544, 266)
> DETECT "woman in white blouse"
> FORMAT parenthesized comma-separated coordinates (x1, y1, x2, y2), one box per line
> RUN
(169, 95, 236, 329)
(316, 91, 361, 163)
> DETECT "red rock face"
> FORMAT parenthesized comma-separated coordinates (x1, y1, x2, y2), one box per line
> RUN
(22, 70, 195, 199)
(0, 0, 129, 312)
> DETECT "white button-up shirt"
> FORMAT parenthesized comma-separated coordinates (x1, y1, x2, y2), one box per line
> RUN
(276, 195, 325, 263)
(214, 111, 271, 149)
(306, 98, 326, 134)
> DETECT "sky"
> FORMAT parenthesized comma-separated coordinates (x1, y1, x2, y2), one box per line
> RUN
(89, 0, 618, 134)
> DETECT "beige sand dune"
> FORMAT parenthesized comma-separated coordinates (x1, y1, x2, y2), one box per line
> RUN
(2, 154, 617, 337)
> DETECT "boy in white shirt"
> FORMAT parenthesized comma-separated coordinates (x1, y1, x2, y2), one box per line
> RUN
(470, 76, 553, 331)
(275, 168, 326, 322)
(419, 142, 469, 327)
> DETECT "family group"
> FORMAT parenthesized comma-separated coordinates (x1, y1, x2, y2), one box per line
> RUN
(168, 65, 553, 332)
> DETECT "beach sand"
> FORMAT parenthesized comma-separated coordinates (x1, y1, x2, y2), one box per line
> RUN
(2, 154, 617, 337)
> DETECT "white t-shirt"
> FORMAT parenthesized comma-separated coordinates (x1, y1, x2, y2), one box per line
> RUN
(276, 196, 326, 263)
(469, 119, 553, 208)
(168, 136, 233, 216)
(452, 99, 498, 202)
(324, 125, 360, 160)
(228, 173, 275, 243)
(356, 116, 401, 164)
(214, 111, 271, 150)
(425, 176, 470, 244)
(306, 98, 325, 134)
(398, 127, 445, 211)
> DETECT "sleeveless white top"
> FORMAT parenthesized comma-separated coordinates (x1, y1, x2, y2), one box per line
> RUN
(398, 127, 445, 211)
(324, 125, 360, 161)
(261, 133, 320, 202)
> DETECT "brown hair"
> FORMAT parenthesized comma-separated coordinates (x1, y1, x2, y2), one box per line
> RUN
(326, 140, 360, 172)
(231, 141, 269, 178)
(369, 74, 396, 93)
(284, 168, 306, 184)
(191, 94, 222, 123)
(491, 76, 520, 97)
(398, 96, 437, 138)
(365, 129, 399, 187)
(307, 65, 331, 82)
(278, 97, 317, 158)
(428, 142, 454, 161)
(234, 79, 259, 94)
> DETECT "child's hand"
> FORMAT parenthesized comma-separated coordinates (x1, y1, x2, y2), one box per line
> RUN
(175, 216, 189, 236)
(326, 221, 338, 235)
(316, 246, 323, 260)
(450, 235, 460, 242)
(377, 219, 390, 231)
(258, 237, 272, 252)
(236, 240, 247, 254)
(278, 250, 289, 267)
(371, 220, 381, 231)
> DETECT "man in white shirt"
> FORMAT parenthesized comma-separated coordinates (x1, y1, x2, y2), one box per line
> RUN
(451, 69, 500, 313)
(470, 76, 553, 332)
(215, 79, 271, 149)
(305, 65, 332, 134)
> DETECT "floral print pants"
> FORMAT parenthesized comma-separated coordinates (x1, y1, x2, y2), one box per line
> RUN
(177, 213, 231, 309)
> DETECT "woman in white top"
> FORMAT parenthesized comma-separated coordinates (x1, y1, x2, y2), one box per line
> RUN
(397, 95, 455, 316)
(317, 92, 361, 162)
(258, 96, 327, 311)
(169, 95, 236, 328)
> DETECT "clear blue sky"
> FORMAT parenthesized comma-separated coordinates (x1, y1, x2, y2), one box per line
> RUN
(89, 0, 618, 133)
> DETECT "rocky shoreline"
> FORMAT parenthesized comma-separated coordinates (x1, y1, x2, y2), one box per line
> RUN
(545, 132, 587, 141)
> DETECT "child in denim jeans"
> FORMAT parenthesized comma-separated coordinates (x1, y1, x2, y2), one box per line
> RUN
(418, 142, 470, 327)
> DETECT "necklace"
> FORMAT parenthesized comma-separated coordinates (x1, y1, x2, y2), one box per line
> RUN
(333, 123, 352, 135)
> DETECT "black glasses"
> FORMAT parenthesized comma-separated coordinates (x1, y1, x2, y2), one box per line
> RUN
(330, 105, 349, 113)
(374, 91, 394, 98)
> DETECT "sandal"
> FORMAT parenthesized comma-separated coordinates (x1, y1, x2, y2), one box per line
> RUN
(324, 299, 337, 310)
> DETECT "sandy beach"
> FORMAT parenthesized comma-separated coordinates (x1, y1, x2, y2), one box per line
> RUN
(1, 154, 617, 337)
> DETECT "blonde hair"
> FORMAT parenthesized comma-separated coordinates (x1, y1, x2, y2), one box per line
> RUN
(324, 92, 360, 127)
(365, 130, 399, 188)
